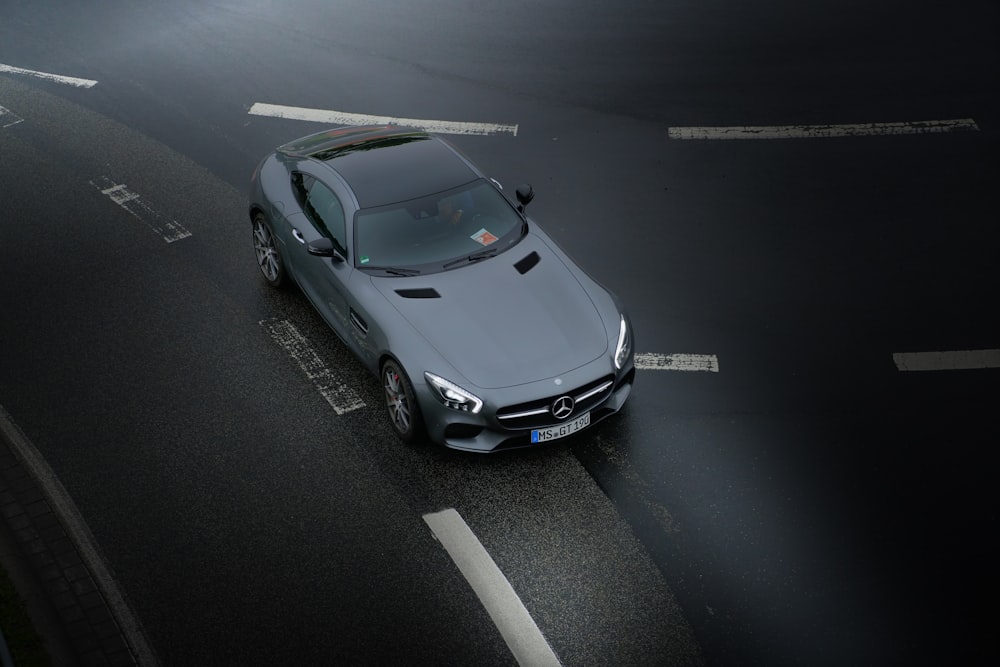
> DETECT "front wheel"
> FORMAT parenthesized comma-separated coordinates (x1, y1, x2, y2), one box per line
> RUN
(252, 213, 287, 288)
(382, 359, 423, 444)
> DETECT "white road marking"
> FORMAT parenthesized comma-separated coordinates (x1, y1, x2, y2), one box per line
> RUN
(668, 118, 979, 140)
(0, 104, 24, 128)
(90, 178, 192, 243)
(248, 102, 518, 137)
(893, 349, 1000, 371)
(0, 63, 98, 88)
(260, 318, 366, 414)
(635, 353, 719, 372)
(423, 509, 562, 667)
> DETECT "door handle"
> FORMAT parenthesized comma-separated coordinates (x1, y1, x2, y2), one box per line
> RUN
(291, 228, 306, 244)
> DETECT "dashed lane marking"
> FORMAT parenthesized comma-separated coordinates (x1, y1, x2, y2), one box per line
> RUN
(668, 118, 979, 140)
(423, 509, 562, 667)
(90, 177, 192, 243)
(248, 102, 518, 137)
(260, 318, 366, 414)
(893, 349, 1000, 371)
(635, 353, 719, 372)
(0, 63, 98, 88)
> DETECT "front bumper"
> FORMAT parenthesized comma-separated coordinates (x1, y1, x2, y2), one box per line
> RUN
(418, 356, 635, 453)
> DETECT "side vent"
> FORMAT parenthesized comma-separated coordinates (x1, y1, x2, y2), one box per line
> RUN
(349, 309, 369, 335)
(514, 251, 540, 275)
(395, 288, 440, 299)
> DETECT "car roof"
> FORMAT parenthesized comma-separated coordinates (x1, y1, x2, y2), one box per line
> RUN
(278, 125, 481, 208)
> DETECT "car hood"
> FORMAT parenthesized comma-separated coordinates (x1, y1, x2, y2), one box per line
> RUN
(373, 236, 610, 389)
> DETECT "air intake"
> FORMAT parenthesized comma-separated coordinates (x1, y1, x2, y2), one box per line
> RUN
(395, 288, 440, 299)
(514, 251, 540, 275)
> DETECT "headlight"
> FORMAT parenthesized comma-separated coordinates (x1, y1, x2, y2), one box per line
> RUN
(614, 315, 632, 370)
(424, 372, 483, 413)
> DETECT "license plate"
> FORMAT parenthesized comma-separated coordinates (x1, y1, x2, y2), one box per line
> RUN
(531, 412, 591, 443)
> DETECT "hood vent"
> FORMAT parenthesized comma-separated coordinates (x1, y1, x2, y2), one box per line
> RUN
(395, 288, 441, 299)
(514, 251, 540, 275)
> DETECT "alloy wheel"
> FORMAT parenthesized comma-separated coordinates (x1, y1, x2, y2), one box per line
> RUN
(253, 215, 285, 286)
(382, 360, 421, 443)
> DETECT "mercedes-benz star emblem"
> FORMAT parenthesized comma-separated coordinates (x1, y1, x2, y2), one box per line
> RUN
(551, 395, 575, 420)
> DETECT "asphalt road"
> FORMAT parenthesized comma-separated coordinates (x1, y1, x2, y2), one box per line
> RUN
(2, 1, 998, 664)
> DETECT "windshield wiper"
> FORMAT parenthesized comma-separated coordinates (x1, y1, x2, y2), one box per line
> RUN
(443, 247, 499, 269)
(362, 266, 421, 276)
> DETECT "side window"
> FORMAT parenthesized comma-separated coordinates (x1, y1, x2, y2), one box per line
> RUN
(291, 172, 312, 208)
(293, 173, 348, 258)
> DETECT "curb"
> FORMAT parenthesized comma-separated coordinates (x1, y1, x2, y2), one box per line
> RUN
(0, 405, 156, 666)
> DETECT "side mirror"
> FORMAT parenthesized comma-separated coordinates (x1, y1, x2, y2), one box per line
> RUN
(515, 184, 534, 212)
(307, 237, 344, 262)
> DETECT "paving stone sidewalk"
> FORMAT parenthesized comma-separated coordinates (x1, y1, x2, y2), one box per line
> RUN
(0, 432, 139, 666)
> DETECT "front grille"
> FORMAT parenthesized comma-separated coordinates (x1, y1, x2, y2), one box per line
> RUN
(495, 375, 614, 430)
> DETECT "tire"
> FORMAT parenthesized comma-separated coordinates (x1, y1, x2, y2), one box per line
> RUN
(382, 359, 423, 444)
(252, 213, 287, 288)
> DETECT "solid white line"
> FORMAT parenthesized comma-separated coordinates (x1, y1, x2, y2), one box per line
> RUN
(423, 509, 561, 667)
(0, 104, 24, 128)
(90, 178, 192, 243)
(0, 63, 98, 88)
(260, 319, 366, 414)
(635, 353, 719, 372)
(248, 102, 518, 136)
(893, 349, 1000, 371)
(668, 118, 979, 140)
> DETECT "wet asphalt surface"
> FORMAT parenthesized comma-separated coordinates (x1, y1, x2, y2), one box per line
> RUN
(2, 1, 998, 664)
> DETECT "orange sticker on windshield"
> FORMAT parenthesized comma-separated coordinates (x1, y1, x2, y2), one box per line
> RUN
(471, 228, 498, 245)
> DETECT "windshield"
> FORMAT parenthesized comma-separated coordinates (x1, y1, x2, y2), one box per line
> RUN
(354, 179, 525, 274)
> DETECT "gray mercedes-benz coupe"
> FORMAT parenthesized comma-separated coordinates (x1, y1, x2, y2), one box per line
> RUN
(250, 125, 634, 452)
